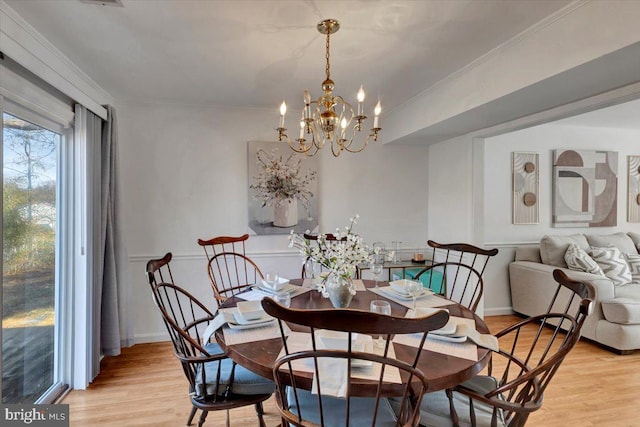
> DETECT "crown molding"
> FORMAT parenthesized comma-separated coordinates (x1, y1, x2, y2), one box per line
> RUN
(0, 1, 112, 119)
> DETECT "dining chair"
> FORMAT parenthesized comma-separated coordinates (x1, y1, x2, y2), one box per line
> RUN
(151, 281, 275, 427)
(197, 232, 265, 301)
(416, 269, 594, 427)
(206, 251, 264, 301)
(300, 233, 348, 278)
(412, 241, 499, 312)
(198, 233, 250, 261)
(145, 251, 175, 290)
(262, 298, 450, 427)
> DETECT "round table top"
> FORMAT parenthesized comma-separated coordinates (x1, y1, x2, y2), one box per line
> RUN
(217, 279, 491, 392)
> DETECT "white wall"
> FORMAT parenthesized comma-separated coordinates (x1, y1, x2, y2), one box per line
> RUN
(118, 101, 429, 342)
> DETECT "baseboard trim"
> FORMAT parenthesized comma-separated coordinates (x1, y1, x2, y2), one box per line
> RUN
(134, 332, 169, 344)
(484, 307, 515, 316)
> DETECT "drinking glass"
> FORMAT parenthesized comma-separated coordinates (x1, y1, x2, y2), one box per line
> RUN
(370, 300, 391, 348)
(305, 258, 316, 279)
(391, 241, 402, 264)
(372, 241, 385, 255)
(273, 292, 291, 308)
(265, 271, 279, 289)
(406, 280, 423, 310)
(370, 254, 384, 288)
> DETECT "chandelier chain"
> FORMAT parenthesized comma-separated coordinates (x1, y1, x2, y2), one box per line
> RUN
(325, 30, 331, 81)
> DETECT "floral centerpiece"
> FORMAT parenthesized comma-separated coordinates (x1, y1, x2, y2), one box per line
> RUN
(250, 149, 317, 227)
(289, 215, 371, 307)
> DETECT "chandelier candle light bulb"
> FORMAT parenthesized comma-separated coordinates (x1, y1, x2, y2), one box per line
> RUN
(373, 101, 381, 128)
(357, 85, 365, 116)
(279, 101, 287, 128)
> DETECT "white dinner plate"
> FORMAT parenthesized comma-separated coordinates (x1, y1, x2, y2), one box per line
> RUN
(226, 320, 276, 330)
(255, 283, 297, 295)
(406, 308, 457, 336)
(378, 286, 433, 301)
(232, 310, 274, 326)
(222, 311, 275, 329)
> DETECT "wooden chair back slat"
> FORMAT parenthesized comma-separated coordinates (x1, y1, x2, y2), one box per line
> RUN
(413, 240, 498, 312)
(448, 268, 594, 427)
(207, 252, 263, 301)
(262, 298, 449, 427)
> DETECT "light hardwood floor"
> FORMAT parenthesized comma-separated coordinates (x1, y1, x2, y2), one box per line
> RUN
(63, 315, 640, 427)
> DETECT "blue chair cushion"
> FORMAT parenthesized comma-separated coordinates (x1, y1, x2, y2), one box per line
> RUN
(287, 387, 398, 426)
(393, 376, 505, 427)
(195, 342, 275, 396)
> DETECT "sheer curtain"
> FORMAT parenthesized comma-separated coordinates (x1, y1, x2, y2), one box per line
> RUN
(99, 105, 132, 356)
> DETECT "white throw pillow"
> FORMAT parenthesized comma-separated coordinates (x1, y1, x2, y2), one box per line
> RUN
(564, 243, 604, 275)
(589, 246, 632, 286)
(625, 253, 640, 283)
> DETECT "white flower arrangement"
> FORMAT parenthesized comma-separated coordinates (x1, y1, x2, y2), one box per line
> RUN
(250, 149, 316, 208)
(289, 215, 372, 297)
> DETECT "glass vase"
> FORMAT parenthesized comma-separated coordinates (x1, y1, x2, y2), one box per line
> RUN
(324, 273, 355, 308)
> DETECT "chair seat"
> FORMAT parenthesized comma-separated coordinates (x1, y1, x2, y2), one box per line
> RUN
(196, 343, 275, 396)
(416, 376, 505, 427)
(287, 387, 399, 427)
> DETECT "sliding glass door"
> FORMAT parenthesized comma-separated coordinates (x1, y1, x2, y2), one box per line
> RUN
(2, 110, 65, 403)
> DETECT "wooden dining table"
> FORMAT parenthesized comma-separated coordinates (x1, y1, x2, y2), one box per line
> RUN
(216, 279, 492, 393)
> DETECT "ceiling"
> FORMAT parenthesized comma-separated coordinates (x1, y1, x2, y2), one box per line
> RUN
(5, 0, 574, 110)
(4, 0, 638, 133)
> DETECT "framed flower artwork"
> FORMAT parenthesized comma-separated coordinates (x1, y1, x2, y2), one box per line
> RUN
(247, 141, 319, 235)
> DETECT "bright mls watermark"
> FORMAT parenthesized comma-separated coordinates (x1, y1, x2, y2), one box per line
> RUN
(1, 405, 69, 426)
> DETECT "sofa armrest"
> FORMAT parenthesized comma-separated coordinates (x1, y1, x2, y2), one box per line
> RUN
(509, 261, 614, 319)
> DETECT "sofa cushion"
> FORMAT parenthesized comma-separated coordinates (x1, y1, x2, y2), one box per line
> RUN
(540, 234, 589, 268)
(602, 284, 640, 324)
(586, 233, 637, 255)
(628, 232, 640, 253)
(564, 243, 604, 275)
(515, 246, 542, 263)
(589, 246, 632, 286)
(626, 253, 640, 282)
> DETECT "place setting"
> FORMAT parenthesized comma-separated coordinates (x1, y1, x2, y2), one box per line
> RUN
(369, 279, 447, 309)
(202, 300, 286, 346)
(276, 328, 402, 398)
(394, 307, 499, 361)
(235, 271, 312, 302)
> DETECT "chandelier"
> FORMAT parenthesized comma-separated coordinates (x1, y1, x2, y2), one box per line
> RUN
(276, 19, 381, 157)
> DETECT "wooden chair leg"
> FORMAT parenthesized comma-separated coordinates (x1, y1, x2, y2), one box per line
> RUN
(446, 388, 460, 427)
(197, 410, 208, 427)
(186, 406, 198, 426)
(255, 402, 266, 427)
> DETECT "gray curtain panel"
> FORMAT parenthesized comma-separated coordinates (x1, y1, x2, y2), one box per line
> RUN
(100, 105, 133, 356)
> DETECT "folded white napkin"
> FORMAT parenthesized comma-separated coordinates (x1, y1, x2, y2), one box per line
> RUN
(311, 331, 362, 398)
(311, 357, 349, 397)
(455, 322, 499, 352)
(201, 313, 227, 345)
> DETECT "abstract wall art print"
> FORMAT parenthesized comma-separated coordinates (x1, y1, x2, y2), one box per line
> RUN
(512, 152, 539, 224)
(628, 155, 640, 223)
(552, 149, 617, 227)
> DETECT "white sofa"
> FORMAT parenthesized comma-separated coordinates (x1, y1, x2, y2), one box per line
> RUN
(509, 232, 640, 354)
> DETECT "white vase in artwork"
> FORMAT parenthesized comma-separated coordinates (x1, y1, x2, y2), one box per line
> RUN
(273, 199, 298, 227)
